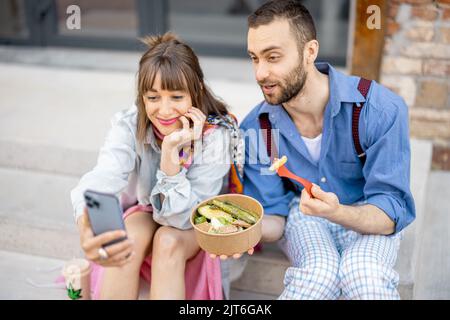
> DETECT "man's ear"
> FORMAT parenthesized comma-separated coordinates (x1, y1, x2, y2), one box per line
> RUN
(304, 39, 319, 65)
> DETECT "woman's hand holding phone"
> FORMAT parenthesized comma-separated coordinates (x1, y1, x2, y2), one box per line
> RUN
(77, 208, 135, 267)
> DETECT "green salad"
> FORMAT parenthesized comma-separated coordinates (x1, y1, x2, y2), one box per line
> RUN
(193, 199, 259, 234)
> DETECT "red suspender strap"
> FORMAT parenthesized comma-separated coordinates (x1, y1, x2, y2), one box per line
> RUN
(259, 113, 278, 160)
(353, 77, 372, 165)
(258, 113, 298, 193)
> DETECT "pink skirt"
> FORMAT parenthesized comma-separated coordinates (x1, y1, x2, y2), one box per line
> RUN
(80, 204, 223, 300)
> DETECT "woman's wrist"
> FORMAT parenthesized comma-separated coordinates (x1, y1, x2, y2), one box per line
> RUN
(161, 137, 179, 152)
(160, 140, 181, 176)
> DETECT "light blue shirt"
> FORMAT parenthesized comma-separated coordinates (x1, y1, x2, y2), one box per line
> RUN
(241, 62, 415, 234)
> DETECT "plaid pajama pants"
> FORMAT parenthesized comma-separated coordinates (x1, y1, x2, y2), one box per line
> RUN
(277, 197, 403, 300)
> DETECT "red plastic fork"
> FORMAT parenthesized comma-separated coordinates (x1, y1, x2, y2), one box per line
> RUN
(276, 164, 313, 197)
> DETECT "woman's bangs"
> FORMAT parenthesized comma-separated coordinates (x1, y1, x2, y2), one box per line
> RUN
(140, 62, 158, 93)
(159, 60, 189, 92)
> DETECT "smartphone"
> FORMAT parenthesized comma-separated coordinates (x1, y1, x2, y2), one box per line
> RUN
(83, 189, 127, 247)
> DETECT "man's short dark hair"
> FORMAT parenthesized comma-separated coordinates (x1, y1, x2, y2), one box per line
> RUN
(248, 0, 317, 48)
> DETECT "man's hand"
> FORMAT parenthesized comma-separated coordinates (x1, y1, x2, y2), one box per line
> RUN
(207, 215, 286, 260)
(300, 183, 341, 221)
(300, 184, 396, 235)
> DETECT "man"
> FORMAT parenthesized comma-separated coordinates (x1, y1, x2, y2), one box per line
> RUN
(240, 0, 415, 299)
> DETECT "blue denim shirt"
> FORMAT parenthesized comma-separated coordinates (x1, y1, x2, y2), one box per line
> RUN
(241, 62, 415, 234)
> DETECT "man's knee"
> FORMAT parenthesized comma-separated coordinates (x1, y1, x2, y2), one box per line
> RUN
(339, 254, 400, 299)
(281, 257, 340, 299)
(305, 257, 340, 287)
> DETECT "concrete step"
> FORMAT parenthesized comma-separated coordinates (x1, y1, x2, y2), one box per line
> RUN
(230, 289, 277, 300)
(0, 167, 78, 227)
(0, 219, 81, 261)
(0, 167, 82, 259)
(0, 250, 68, 300)
(394, 138, 432, 297)
(0, 249, 162, 300)
(413, 171, 450, 299)
(231, 244, 288, 297)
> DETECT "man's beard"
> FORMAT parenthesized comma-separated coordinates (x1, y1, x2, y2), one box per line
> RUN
(260, 61, 307, 105)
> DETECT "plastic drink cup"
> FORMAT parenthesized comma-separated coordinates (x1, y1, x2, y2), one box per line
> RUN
(61, 258, 91, 300)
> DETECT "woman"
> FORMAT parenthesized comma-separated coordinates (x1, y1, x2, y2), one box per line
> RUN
(71, 32, 239, 299)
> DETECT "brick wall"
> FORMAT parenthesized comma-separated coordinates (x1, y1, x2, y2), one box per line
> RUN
(380, 0, 450, 170)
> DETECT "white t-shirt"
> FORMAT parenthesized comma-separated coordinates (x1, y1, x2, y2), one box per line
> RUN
(301, 133, 322, 164)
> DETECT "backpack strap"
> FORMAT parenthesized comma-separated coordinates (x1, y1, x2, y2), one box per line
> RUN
(258, 113, 298, 193)
(353, 78, 372, 165)
(259, 113, 277, 160)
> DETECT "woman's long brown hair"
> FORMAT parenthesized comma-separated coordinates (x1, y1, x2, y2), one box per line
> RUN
(136, 32, 229, 143)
